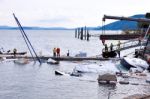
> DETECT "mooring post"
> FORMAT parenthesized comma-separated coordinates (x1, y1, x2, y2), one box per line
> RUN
(80, 27, 83, 40)
(87, 29, 90, 41)
(77, 28, 80, 39)
(84, 26, 87, 40)
(75, 28, 77, 38)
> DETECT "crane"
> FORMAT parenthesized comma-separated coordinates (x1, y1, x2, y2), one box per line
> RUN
(103, 15, 150, 23)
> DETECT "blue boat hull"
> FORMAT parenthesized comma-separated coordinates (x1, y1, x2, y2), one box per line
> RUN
(120, 58, 135, 70)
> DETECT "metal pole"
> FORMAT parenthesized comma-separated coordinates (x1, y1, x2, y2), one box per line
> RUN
(13, 13, 41, 64)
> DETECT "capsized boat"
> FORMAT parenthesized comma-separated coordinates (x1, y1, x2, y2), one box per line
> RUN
(0, 52, 27, 55)
(55, 70, 66, 75)
(55, 70, 81, 77)
(120, 57, 149, 70)
(74, 62, 119, 73)
(14, 58, 29, 65)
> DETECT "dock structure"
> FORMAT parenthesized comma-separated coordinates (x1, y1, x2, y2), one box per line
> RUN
(100, 14, 150, 40)
(100, 34, 144, 40)
(4, 55, 121, 61)
(102, 39, 146, 52)
(75, 26, 90, 41)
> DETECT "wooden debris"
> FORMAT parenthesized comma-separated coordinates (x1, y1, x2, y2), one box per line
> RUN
(119, 80, 129, 85)
(123, 94, 150, 99)
(97, 73, 117, 84)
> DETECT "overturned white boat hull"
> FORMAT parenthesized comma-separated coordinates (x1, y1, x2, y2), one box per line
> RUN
(120, 57, 149, 70)
(74, 63, 119, 73)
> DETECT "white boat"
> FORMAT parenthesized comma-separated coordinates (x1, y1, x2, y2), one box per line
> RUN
(55, 70, 81, 77)
(120, 57, 149, 70)
(47, 58, 59, 64)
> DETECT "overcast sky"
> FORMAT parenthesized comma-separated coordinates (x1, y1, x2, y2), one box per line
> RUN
(0, 0, 149, 28)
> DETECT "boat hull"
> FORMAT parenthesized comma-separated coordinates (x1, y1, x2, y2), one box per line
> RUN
(120, 58, 135, 69)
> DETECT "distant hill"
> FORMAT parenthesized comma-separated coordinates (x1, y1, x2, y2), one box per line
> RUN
(0, 26, 70, 30)
(96, 14, 145, 30)
(0, 14, 146, 30)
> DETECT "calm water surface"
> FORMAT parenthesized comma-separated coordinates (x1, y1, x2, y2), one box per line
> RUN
(0, 30, 149, 99)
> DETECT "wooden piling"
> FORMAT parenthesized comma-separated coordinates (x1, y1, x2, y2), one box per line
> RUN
(75, 28, 77, 38)
(80, 27, 83, 40)
(87, 29, 90, 41)
(84, 26, 87, 40)
(77, 28, 80, 39)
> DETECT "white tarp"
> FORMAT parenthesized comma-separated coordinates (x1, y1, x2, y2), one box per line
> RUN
(74, 62, 119, 74)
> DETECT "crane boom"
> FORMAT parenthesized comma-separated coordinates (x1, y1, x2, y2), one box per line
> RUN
(103, 15, 150, 23)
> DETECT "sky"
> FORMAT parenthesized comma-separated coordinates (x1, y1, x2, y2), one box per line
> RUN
(0, 0, 150, 28)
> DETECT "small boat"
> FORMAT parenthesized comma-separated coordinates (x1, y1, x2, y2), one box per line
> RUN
(55, 70, 82, 77)
(0, 52, 27, 55)
(14, 58, 29, 65)
(47, 58, 59, 65)
(120, 57, 149, 70)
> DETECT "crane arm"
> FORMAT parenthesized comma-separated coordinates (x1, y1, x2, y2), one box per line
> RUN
(103, 15, 150, 23)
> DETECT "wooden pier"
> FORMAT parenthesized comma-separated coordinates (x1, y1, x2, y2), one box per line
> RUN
(100, 34, 144, 40)
(4, 55, 121, 61)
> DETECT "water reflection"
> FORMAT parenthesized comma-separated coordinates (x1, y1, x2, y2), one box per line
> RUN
(97, 83, 117, 99)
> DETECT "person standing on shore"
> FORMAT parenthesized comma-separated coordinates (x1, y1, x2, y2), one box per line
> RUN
(110, 43, 113, 51)
(53, 48, 56, 57)
(67, 50, 69, 56)
(117, 41, 121, 58)
(13, 48, 17, 57)
(56, 48, 60, 57)
(104, 44, 108, 52)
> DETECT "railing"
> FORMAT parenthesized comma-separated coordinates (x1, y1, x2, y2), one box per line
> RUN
(102, 38, 146, 52)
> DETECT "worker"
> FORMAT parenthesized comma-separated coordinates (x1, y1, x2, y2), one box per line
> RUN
(117, 49, 120, 58)
(102, 39, 105, 45)
(56, 48, 60, 57)
(104, 44, 108, 52)
(117, 41, 121, 58)
(138, 37, 142, 45)
(67, 50, 69, 56)
(117, 40, 121, 49)
(53, 48, 56, 57)
(13, 48, 17, 57)
(110, 43, 113, 51)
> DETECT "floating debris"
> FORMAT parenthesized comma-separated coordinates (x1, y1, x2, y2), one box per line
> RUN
(123, 94, 150, 99)
(119, 80, 129, 85)
(97, 73, 117, 84)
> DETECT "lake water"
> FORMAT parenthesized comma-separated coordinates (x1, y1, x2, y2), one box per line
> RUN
(0, 30, 149, 99)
